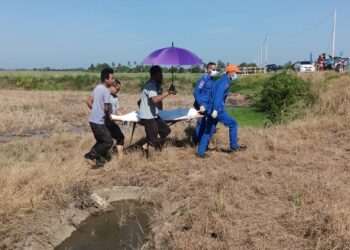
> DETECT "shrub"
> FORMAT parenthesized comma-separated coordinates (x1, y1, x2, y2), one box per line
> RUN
(259, 71, 315, 123)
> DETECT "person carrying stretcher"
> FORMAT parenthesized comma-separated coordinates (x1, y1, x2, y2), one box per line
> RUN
(197, 64, 247, 158)
(192, 62, 217, 145)
(138, 65, 176, 158)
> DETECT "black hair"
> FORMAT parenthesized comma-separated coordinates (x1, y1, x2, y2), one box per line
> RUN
(206, 62, 216, 69)
(100, 67, 114, 82)
(110, 79, 121, 87)
(150, 65, 162, 78)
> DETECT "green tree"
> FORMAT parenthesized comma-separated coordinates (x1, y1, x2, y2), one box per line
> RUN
(283, 61, 293, 69)
(88, 63, 95, 71)
(217, 60, 226, 70)
(190, 65, 202, 73)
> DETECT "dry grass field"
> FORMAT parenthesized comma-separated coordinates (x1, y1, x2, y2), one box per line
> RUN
(0, 72, 350, 249)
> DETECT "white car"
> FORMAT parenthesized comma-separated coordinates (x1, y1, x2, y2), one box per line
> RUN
(294, 61, 316, 72)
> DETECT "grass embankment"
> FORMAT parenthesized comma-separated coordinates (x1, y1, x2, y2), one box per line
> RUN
(0, 72, 350, 249)
(227, 107, 268, 127)
(0, 71, 201, 94)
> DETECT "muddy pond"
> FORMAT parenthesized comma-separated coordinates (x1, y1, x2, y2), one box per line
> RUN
(56, 200, 151, 250)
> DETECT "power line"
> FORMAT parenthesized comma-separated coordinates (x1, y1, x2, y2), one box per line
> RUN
(272, 12, 333, 38)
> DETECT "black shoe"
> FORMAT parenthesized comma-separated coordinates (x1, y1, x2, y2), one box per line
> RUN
(196, 153, 209, 158)
(93, 157, 107, 169)
(84, 152, 95, 160)
(230, 145, 247, 152)
(104, 152, 112, 162)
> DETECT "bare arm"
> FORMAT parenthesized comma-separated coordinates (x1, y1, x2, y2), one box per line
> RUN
(86, 96, 93, 110)
(156, 101, 163, 110)
(151, 91, 170, 105)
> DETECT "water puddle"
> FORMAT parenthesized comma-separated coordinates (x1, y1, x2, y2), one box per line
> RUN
(0, 125, 89, 142)
(56, 200, 152, 250)
(0, 129, 51, 142)
(70, 126, 89, 133)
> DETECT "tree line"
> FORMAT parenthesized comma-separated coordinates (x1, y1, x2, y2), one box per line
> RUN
(1, 60, 291, 72)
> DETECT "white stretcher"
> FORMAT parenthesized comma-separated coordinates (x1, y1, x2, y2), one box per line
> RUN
(111, 108, 202, 123)
(111, 108, 203, 144)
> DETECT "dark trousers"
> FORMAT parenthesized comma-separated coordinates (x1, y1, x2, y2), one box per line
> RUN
(141, 118, 171, 149)
(106, 120, 125, 146)
(89, 122, 114, 159)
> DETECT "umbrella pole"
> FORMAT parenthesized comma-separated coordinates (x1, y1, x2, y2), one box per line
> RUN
(171, 65, 174, 85)
(171, 42, 176, 94)
(171, 65, 177, 95)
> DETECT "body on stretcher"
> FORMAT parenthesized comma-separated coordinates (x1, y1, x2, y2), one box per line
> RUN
(110, 108, 203, 123)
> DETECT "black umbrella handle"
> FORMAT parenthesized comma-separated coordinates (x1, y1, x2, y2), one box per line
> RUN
(169, 83, 177, 95)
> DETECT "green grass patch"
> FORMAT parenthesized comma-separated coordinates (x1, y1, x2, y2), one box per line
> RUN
(226, 107, 269, 127)
(231, 74, 269, 102)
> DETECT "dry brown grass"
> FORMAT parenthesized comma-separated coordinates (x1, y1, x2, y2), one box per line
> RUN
(1, 73, 350, 249)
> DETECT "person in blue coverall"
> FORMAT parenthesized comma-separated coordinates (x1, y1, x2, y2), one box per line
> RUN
(197, 64, 247, 157)
(192, 62, 218, 145)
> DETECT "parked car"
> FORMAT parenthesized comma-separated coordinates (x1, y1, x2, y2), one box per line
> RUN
(294, 61, 315, 72)
(266, 64, 278, 72)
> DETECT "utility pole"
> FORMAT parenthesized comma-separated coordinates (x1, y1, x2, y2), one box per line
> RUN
(264, 33, 268, 67)
(261, 33, 268, 72)
(332, 9, 336, 58)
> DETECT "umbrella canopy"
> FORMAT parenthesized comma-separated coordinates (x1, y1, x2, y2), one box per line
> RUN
(141, 43, 203, 66)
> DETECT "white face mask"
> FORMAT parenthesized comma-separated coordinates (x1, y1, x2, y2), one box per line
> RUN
(210, 70, 218, 77)
(231, 73, 238, 81)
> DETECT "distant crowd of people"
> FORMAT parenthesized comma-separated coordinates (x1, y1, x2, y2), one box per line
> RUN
(316, 53, 348, 72)
(84, 64, 246, 168)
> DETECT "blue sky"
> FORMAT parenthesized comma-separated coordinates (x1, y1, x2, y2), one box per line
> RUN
(0, 0, 349, 69)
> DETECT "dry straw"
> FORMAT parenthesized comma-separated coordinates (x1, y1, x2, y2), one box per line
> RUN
(0, 73, 350, 249)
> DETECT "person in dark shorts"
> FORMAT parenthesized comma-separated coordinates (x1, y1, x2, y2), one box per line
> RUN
(84, 67, 115, 167)
(105, 80, 125, 157)
(139, 65, 176, 158)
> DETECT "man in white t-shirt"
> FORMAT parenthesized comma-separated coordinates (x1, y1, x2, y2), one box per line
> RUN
(85, 67, 115, 167)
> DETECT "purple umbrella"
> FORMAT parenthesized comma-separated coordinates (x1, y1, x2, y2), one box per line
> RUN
(141, 43, 204, 91)
(141, 43, 203, 66)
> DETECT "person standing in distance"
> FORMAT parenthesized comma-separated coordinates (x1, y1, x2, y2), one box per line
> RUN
(192, 62, 218, 145)
(85, 67, 115, 167)
(197, 64, 247, 157)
